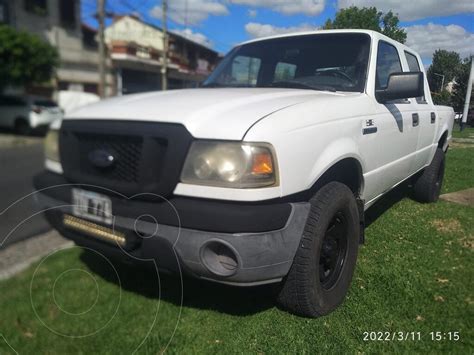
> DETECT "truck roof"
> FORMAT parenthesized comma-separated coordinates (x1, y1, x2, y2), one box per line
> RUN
(239, 29, 415, 54)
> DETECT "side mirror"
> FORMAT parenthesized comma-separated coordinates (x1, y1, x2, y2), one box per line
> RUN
(376, 72, 424, 103)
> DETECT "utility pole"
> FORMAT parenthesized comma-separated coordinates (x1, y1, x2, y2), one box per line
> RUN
(98, 0, 106, 98)
(461, 57, 473, 131)
(161, 0, 168, 91)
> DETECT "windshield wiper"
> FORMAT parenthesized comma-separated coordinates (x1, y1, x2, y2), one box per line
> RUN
(264, 81, 337, 92)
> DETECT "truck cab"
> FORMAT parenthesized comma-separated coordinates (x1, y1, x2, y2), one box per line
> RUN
(35, 30, 454, 317)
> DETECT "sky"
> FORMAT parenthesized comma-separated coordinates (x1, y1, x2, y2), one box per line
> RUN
(82, 0, 474, 65)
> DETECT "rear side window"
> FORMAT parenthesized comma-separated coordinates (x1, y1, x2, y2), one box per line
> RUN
(404, 51, 427, 104)
(274, 62, 297, 82)
(231, 55, 261, 86)
(376, 41, 402, 90)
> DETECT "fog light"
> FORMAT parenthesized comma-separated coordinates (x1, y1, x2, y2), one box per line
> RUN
(200, 240, 239, 277)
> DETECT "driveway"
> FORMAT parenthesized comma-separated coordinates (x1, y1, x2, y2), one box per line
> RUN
(0, 133, 50, 248)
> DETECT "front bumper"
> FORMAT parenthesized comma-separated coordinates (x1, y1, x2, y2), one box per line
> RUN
(34, 172, 310, 286)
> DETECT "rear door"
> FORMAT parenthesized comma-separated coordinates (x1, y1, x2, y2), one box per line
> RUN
(403, 51, 437, 171)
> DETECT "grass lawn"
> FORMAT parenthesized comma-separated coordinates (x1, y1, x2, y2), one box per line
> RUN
(452, 125, 474, 139)
(0, 147, 473, 354)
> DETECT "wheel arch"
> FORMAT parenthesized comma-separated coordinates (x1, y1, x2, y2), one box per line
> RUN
(437, 129, 449, 152)
(307, 139, 365, 197)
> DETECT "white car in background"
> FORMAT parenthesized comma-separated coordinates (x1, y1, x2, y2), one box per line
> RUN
(0, 95, 63, 134)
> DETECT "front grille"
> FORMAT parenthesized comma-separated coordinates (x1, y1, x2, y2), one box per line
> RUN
(59, 120, 193, 197)
(76, 133, 143, 183)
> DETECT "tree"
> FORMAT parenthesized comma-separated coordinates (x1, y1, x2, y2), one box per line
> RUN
(323, 6, 407, 43)
(431, 90, 452, 107)
(0, 25, 59, 90)
(427, 50, 462, 93)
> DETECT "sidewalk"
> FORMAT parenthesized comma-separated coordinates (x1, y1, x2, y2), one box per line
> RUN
(0, 230, 73, 280)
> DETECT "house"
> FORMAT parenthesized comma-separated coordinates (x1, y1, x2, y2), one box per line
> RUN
(2, 0, 113, 97)
(105, 15, 220, 94)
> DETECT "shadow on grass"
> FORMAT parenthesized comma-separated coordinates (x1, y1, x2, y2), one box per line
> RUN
(365, 181, 413, 227)
(79, 181, 413, 317)
(80, 249, 279, 316)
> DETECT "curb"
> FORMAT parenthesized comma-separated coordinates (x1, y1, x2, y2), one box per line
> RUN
(0, 230, 74, 281)
(0, 134, 43, 149)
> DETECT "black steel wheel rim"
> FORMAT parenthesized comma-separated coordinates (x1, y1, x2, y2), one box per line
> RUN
(319, 211, 348, 290)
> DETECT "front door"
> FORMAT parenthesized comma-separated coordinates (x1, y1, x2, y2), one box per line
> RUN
(361, 41, 419, 201)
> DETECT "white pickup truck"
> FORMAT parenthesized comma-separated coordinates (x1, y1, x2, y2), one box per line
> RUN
(35, 30, 454, 317)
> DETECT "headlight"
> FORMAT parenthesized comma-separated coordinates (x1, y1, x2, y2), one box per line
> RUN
(181, 141, 278, 188)
(44, 129, 60, 162)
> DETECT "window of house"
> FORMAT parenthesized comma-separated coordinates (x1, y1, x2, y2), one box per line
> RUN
(376, 41, 402, 90)
(24, 0, 48, 16)
(59, 0, 76, 27)
(404, 51, 427, 104)
(82, 27, 98, 49)
(230, 55, 261, 86)
(274, 62, 297, 82)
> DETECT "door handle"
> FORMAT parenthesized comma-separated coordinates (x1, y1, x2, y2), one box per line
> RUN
(431, 112, 436, 124)
(412, 113, 419, 127)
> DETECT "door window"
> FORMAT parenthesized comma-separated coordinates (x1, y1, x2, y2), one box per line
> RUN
(376, 41, 402, 90)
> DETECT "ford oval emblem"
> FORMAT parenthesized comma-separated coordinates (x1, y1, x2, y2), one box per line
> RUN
(88, 149, 116, 168)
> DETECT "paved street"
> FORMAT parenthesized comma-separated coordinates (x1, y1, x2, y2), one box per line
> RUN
(0, 133, 50, 248)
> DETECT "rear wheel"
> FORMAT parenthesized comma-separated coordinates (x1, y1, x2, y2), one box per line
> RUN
(413, 148, 445, 203)
(277, 182, 360, 318)
(14, 118, 31, 135)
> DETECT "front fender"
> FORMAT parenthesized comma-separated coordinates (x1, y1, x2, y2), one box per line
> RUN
(307, 137, 365, 191)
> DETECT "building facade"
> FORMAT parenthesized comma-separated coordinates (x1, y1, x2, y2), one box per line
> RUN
(106, 16, 220, 94)
(1, 0, 113, 97)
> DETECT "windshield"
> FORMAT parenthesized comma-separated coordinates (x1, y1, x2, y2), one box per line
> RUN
(203, 33, 371, 92)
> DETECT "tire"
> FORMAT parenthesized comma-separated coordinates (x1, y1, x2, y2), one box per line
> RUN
(14, 118, 31, 135)
(413, 148, 445, 203)
(277, 182, 360, 318)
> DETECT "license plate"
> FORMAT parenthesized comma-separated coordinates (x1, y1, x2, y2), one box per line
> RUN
(72, 188, 113, 225)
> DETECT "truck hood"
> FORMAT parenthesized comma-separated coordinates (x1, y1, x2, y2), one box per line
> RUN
(66, 88, 344, 140)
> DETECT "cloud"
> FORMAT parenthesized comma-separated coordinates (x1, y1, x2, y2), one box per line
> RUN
(338, 0, 474, 21)
(245, 22, 319, 38)
(149, 0, 228, 26)
(231, 0, 325, 16)
(405, 23, 474, 61)
(173, 28, 213, 48)
(248, 9, 258, 18)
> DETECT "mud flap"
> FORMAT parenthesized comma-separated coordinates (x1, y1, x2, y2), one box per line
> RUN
(356, 197, 365, 244)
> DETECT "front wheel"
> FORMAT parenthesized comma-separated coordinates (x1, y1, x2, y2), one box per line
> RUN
(14, 118, 31, 135)
(277, 182, 360, 318)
